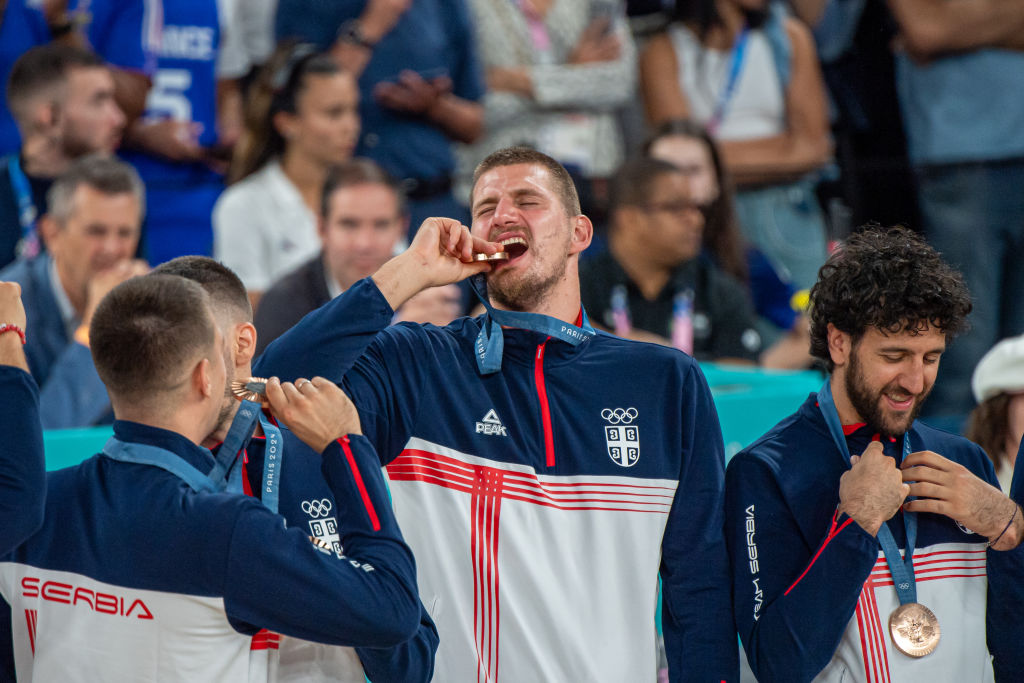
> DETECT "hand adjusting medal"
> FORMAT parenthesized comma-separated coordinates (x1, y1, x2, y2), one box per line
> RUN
(230, 377, 269, 403)
(816, 379, 939, 659)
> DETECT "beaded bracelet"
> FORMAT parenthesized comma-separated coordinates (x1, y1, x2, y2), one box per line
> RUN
(0, 323, 26, 345)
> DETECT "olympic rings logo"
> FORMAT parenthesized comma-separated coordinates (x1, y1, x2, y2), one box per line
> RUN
(301, 499, 333, 517)
(601, 407, 638, 424)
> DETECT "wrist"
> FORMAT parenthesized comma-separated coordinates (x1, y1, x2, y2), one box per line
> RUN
(0, 323, 26, 345)
(988, 501, 1021, 550)
(372, 253, 429, 311)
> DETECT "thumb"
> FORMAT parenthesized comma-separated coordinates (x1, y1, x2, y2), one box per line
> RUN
(849, 454, 860, 465)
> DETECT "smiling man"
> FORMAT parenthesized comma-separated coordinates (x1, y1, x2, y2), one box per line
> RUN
(725, 225, 1024, 682)
(254, 146, 739, 682)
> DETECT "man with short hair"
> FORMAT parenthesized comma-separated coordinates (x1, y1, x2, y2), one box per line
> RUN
(154, 254, 438, 682)
(581, 156, 762, 363)
(0, 155, 148, 428)
(0, 273, 422, 681)
(726, 226, 1024, 681)
(256, 146, 739, 681)
(254, 157, 460, 353)
(0, 281, 44, 556)
(0, 44, 127, 269)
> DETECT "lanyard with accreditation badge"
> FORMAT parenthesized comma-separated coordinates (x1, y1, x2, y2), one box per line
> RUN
(817, 379, 940, 658)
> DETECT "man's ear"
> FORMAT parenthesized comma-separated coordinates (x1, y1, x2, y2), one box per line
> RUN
(193, 357, 214, 399)
(827, 323, 852, 369)
(234, 322, 258, 367)
(38, 215, 60, 251)
(568, 214, 593, 256)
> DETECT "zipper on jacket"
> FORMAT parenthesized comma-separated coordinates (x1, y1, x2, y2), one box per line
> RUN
(534, 339, 555, 467)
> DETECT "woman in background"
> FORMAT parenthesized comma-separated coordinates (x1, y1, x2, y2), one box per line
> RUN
(967, 335, 1024, 492)
(641, 0, 831, 291)
(214, 44, 359, 307)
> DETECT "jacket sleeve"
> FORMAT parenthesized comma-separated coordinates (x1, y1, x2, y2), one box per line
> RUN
(223, 435, 422, 646)
(253, 277, 395, 384)
(725, 450, 878, 682)
(0, 367, 45, 555)
(660, 361, 738, 682)
(38, 341, 110, 429)
(981, 439, 1024, 681)
(356, 602, 439, 683)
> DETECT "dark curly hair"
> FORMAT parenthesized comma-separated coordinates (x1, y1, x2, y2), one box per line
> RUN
(809, 225, 972, 371)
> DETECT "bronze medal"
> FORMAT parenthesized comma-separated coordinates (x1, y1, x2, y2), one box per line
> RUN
(473, 251, 509, 262)
(888, 602, 940, 657)
(230, 377, 269, 403)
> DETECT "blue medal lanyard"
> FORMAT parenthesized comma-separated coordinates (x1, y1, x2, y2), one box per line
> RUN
(468, 274, 595, 375)
(102, 438, 218, 494)
(208, 400, 284, 514)
(7, 156, 41, 259)
(706, 26, 749, 136)
(818, 379, 919, 605)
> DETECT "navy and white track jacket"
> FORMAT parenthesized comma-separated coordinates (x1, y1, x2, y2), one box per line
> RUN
(726, 395, 1024, 682)
(255, 278, 739, 683)
(234, 429, 438, 682)
(0, 367, 44, 557)
(0, 421, 421, 681)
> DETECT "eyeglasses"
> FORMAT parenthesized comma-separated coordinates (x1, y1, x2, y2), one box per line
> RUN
(642, 200, 704, 216)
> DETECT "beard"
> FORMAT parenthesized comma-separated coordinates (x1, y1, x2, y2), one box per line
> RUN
(487, 260, 567, 312)
(845, 349, 930, 438)
(213, 351, 238, 437)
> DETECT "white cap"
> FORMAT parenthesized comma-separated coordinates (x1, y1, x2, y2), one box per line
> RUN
(972, 335, 1024, 403)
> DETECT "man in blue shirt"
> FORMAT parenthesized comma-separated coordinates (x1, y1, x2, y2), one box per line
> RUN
(0, 155, 148, 429)
(275, 0, 485, 231)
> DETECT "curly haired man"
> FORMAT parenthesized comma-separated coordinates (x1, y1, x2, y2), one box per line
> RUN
(724, 225, 1024, 682)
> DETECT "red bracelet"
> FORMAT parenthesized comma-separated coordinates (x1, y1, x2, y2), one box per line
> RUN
(0, 323, 26, 345)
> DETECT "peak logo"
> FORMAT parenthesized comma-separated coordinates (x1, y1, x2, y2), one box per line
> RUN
(476, 409, 507, 437)
(21, 577, 154, 620)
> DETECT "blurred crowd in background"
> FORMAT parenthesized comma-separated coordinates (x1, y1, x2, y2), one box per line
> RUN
(2, 0, 1023, 478)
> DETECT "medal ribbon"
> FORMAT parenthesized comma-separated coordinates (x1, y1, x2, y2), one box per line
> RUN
(817, 378, 918, 605)
(210, 401, 284, 514)
(707, 26, 749, 136)
(7, 156, 40, 259)
(468, 274, 595, 375)
(102, 437, 217, 493)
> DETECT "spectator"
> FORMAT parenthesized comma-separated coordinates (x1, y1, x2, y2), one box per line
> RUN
(886, 0, 1024, 429)
(640, 0, 832, 290)
(214, 45, 359, 306)
(275, 0, 485, 231)
(0, 44, 125, 270)
(255, 158, 462, 354)
(0, 274, 422, 681)
(645, 119, 812, 368)
(0, 155, 148, 429)
(0, 281, 45, 557)
(0, 0, 158, 156)
(120, 0, 250, 264)
(967, 335, 1024, 493)
(455, 0, 636, 215)
(581, 156, 762, 363)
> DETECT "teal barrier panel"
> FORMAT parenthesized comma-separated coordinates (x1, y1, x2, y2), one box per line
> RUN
(43, 426, 113, 471)
(702, 363, 823, 460)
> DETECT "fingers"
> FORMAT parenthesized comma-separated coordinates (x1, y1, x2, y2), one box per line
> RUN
(906, 481, 947, 500)
(849, 454, 860, 465)
(901, 450, 950, 470)
(264, 377, 287, 413)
